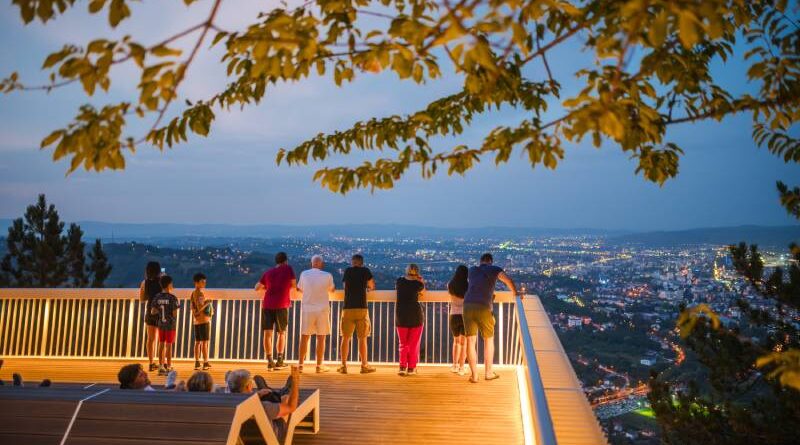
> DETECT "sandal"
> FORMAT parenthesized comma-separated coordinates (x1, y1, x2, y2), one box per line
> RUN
(485, 372, 500, 381)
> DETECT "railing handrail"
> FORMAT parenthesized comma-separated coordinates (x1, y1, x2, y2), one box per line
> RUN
(0, 288, 517, 303)
(516, 295, 558, 445)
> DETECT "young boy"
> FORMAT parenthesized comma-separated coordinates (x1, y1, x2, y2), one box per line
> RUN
(190, 272, 213, 370)
(152, 275, 180, 375)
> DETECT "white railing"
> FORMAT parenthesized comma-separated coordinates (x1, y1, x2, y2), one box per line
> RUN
(0, 289, 520, 365)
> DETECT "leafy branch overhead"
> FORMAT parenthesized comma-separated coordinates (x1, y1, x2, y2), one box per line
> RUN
(2, 0, 799, 192)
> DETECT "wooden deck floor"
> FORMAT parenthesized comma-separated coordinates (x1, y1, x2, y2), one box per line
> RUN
(0, 358, 524, 445)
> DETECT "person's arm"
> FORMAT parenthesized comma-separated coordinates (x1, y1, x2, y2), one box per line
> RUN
(139, 280, 146, 302)
(255, 274, 266, 292)
(277, 366, 300, 417)
(199, 292, 211, 310)
(498, 271, 519, 297)
(327, 275, 335, 293)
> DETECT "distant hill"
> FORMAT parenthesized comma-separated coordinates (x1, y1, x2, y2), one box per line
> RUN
(0, 219, 625, 240)
(609, 225, 799, 248)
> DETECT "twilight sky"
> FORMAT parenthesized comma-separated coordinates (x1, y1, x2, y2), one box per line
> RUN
(0, 1, 797, 230)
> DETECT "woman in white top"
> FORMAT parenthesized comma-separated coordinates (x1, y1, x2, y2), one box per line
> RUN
(447, 265, 469, 375)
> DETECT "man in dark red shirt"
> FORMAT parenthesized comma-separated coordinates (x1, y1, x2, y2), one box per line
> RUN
(255, 252, 296, 371)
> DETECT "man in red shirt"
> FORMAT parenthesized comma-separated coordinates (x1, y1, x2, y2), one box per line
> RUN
(255, 252, 296, 371)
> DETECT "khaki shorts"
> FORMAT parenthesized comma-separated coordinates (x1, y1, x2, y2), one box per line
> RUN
(463, 304, 495, 338)
(340, 308, 371, 338)
(301, 308, 331, 336)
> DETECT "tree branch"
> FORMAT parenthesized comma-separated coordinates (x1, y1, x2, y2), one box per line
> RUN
(140, 0, 225, 144)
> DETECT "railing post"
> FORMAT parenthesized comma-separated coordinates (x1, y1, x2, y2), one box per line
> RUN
(498, 302, 504, 365)
(126, 299, 134, 357)
(213, 300, 222, 360)
(40, 299, 50, 357)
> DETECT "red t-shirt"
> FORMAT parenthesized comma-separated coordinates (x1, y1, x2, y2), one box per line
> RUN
(260, 264, 296, 309)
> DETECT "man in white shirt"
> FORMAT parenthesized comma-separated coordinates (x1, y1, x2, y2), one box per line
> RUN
(297, 255, 335, 373)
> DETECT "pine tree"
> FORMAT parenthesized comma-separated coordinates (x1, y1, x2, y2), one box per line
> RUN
(1, 195, 69, 287)
(0, 195, 102, 288)
(88, 239, 112, 288)
(66, 223, 88, 287)
(648, 182, 800, 445)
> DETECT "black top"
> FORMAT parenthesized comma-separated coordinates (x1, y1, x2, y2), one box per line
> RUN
(342, 266, 373, 309)
(143, 278, 162, 320)
(395, 277, 424, 327)
(447, 277, 467, 298)
(153, 292, 180, 330)
(464, 264, 504, 308)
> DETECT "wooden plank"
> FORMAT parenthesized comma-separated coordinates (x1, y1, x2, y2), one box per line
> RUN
(66, 438, 222, 445)
(78, 402, 237, 423)
(0, 433, 63, 445)
(1, 358, 524, 445)
(68, 419, 230, 442)
(0, 416, 72, 436)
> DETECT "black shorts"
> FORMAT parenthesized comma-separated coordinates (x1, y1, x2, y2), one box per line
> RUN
(144, 314, 159, 327)
(262, 308, 289, 332)
(194, 322, 211, 341)
(450, 314, 465, 337)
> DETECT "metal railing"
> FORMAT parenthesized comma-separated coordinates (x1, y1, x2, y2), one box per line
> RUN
(0, 288, 611, 444)
(0, 288, 520, 365)
(516, 295, 557, 445)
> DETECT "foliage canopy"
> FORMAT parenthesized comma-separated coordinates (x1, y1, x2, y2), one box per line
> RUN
(2, 0, 798, 193)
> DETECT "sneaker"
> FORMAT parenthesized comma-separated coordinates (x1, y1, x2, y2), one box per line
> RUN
(449, 365, 459, 373)
(458, 367, 468, 376)
(360, 365, 377, 374)
(149, 363, 158, 372)
(158, 366, 168, 376)
(274, 356, 286, 370)
(398, 367, 407, 376)
(316, 365, 330, 373)
(202, 362, 211, 371)
(39, 379, 52, 387)
(267, 358, 275, 372)
(12, 373, 23, 387)
(253, 375, 268, 391)
(336, 365, 348, 374)
(406, 368, 418, 376)
(194, 361, 201, 370)
(165, 370, 178, 389)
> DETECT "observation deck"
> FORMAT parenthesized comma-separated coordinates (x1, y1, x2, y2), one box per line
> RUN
(0, 289, 607, 445)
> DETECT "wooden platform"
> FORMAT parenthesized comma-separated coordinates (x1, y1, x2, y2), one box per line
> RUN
(0, 358, 524, 445)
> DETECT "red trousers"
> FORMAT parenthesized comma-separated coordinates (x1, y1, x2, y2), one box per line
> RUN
(397, 325, 424, 369)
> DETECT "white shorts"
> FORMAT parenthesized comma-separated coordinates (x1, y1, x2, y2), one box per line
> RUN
(301, 308, 331, 336)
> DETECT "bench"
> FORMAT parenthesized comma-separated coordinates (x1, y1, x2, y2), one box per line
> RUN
(0, 386, 320, 445)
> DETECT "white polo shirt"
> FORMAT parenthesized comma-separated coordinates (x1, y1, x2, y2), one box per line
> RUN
(298, 268, 334, 313)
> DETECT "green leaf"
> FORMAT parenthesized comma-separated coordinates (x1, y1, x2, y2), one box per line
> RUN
(88, 0, 106, 14)
(108, 0, 130, 27)
(40, 130, 64, 148)
(678, 11, 700, 48)
(151, 44, 182, 58)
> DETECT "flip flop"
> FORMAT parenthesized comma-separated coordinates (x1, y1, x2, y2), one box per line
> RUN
(485, 372, 500, 381)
